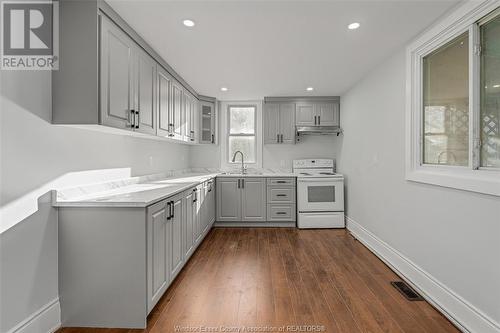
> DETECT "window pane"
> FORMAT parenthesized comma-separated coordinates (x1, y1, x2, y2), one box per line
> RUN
(229, 107, 255, 134)
(480, 14, 500, 168)
(228, 136, 255, 163)
(423, 32, 469, 166)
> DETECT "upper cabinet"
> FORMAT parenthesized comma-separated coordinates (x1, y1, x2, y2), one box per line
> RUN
(264, 102, 295, 144)
(199, 97, 217, 144)
(296, 101, 339, 127)
(52, 0, 213, 144)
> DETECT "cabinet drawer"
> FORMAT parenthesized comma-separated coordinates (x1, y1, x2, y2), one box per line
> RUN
(267, 178, 295, 186)
(267, 187, 295, 203)
(267, 204, 296, 221)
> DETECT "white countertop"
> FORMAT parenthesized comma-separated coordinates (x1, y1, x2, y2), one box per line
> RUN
(53, 173, 219, 208)
(53, 172, 297, 208)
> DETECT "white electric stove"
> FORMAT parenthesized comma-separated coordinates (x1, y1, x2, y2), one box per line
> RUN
(293, 159, 345, 229)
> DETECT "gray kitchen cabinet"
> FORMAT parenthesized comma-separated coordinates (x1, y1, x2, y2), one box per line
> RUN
(171, 81, 184, 140)
(216, 178, 266, 222)
(264, 103, 279, 143)
(316, 102, 339, 126)
(169, 195, 184, 281)
(199, 98, 216, 144)
(184, 93, 192, 142)
(241, 178, 267, 222)
(134, 48, 157, 135)
(216, 178, 241, 221)
(295, 103, 316, 126)
(99, 14, 135, 130)
(157, 67, 172, 137)
(266, 177, 296, 223)
(147, 200, 169, 313)
(194, 185, 203, 244)
(53, 1, 215, 144)
(264, 103, 296, 144)
(184, 189, 196, 260)
(201, 180, 216, 233)
(58, 177, 216, 329)
(295, 101, 339, 127)
(183, 91, 198, 142)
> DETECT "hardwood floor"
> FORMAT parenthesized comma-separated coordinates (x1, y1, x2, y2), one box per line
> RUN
(57, 228, 459, 333)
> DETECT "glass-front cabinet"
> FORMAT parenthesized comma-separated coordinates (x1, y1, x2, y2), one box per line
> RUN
(199, 98, 217, 144)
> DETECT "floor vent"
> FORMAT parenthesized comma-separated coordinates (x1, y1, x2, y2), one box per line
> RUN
(391, 281, 424, 301)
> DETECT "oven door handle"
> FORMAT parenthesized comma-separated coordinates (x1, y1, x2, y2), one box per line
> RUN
(297, 178, 342, 183)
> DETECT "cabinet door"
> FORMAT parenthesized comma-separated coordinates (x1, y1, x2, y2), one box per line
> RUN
(241, 178, 266, 222)
(169, 196, 184, 281)
(157, 68, 171, 137)
(171, 81, 183, 139)
(194, 186, 203, 244)
(216, 178, 241, 221)
(295, 103, 316, 126)
(100, 16, 134, 130)
(207, 180, 216, 226)
(315, 102, 339, 126)
(279, 103, 296, 144)
(184, 191, 196, 259)
(147, 200, 169, 312)
(200, 101, 215, 144)
(201, 182, 210, 235)
(264, 103, 280, 144)
(190, 98, 198, 143)
(134, 48, 156, 135)
(183, 93, 191, 142)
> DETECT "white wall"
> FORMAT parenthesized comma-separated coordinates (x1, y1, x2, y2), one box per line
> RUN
(0, 70, 190, 333)
(338, 50, 500, 329)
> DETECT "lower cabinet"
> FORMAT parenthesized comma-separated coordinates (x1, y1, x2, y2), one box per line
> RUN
(216, 177, 267, 222)
(58, 177, 216, 329)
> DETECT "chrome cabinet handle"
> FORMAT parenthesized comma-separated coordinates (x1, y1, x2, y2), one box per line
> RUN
(276, 212, 287, 215)
(135, 110, 140, 129)
(280, 134, 283, 143)
(130, 109, 136, 128)
(170, 201, 174, 218)
(211, 134, 214, 143)
(277, 134, 279, 143)
(166, 202, 171, 220)
(318, 115, 320, 125)
(276, 194, 286, 197)
(241, 179, 244, 189)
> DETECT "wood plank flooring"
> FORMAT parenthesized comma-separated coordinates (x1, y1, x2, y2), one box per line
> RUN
(57, 228, 459, 333)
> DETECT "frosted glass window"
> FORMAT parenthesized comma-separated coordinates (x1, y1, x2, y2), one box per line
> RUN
(227, 106, 256, 164)
(229, 107, 255, 134)
(480, 14, 500, 167)
(422, 32, 469, 166)
(228, 137, 255, 163)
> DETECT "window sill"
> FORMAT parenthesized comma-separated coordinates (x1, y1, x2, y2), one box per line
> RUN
(406, 167, 500, 197)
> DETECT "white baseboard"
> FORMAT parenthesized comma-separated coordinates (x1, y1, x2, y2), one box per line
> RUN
(214, 221, 296, 228)
(6, 298, 61, 333)
(346, 216, 500, 333)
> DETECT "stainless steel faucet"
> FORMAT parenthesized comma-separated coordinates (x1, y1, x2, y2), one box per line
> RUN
(231, 150, 246, 174)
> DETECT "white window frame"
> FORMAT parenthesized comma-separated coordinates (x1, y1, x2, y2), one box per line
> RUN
(406, 0, 500, 196)
(220, 101, 263, 170)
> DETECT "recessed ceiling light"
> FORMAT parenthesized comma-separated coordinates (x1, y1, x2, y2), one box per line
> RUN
(221, 87, 228, 92)
(306, 87, 314, 91)
(183, 19, 195, 27)
(348, 22, 360, 30)
(493, 84, 500, 88)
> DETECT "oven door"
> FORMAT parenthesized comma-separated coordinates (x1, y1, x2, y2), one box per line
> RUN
(297, 177, 344, 212)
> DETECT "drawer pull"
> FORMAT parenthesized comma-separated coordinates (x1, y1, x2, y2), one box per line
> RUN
(276, 181, 286, 183)
(276, 194, 287, 197)
(276, 212, 287, 215)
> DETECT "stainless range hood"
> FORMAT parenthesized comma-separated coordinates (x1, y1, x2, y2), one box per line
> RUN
(296, 126, 343, 136)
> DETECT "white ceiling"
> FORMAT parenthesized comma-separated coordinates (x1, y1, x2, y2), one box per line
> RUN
(107, 0, 460, 100)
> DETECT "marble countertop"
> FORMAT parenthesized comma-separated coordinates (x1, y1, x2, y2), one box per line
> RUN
(53, 173, 219, 208)
(52, 170, 297, 208)
(217, 172, 296, 178)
